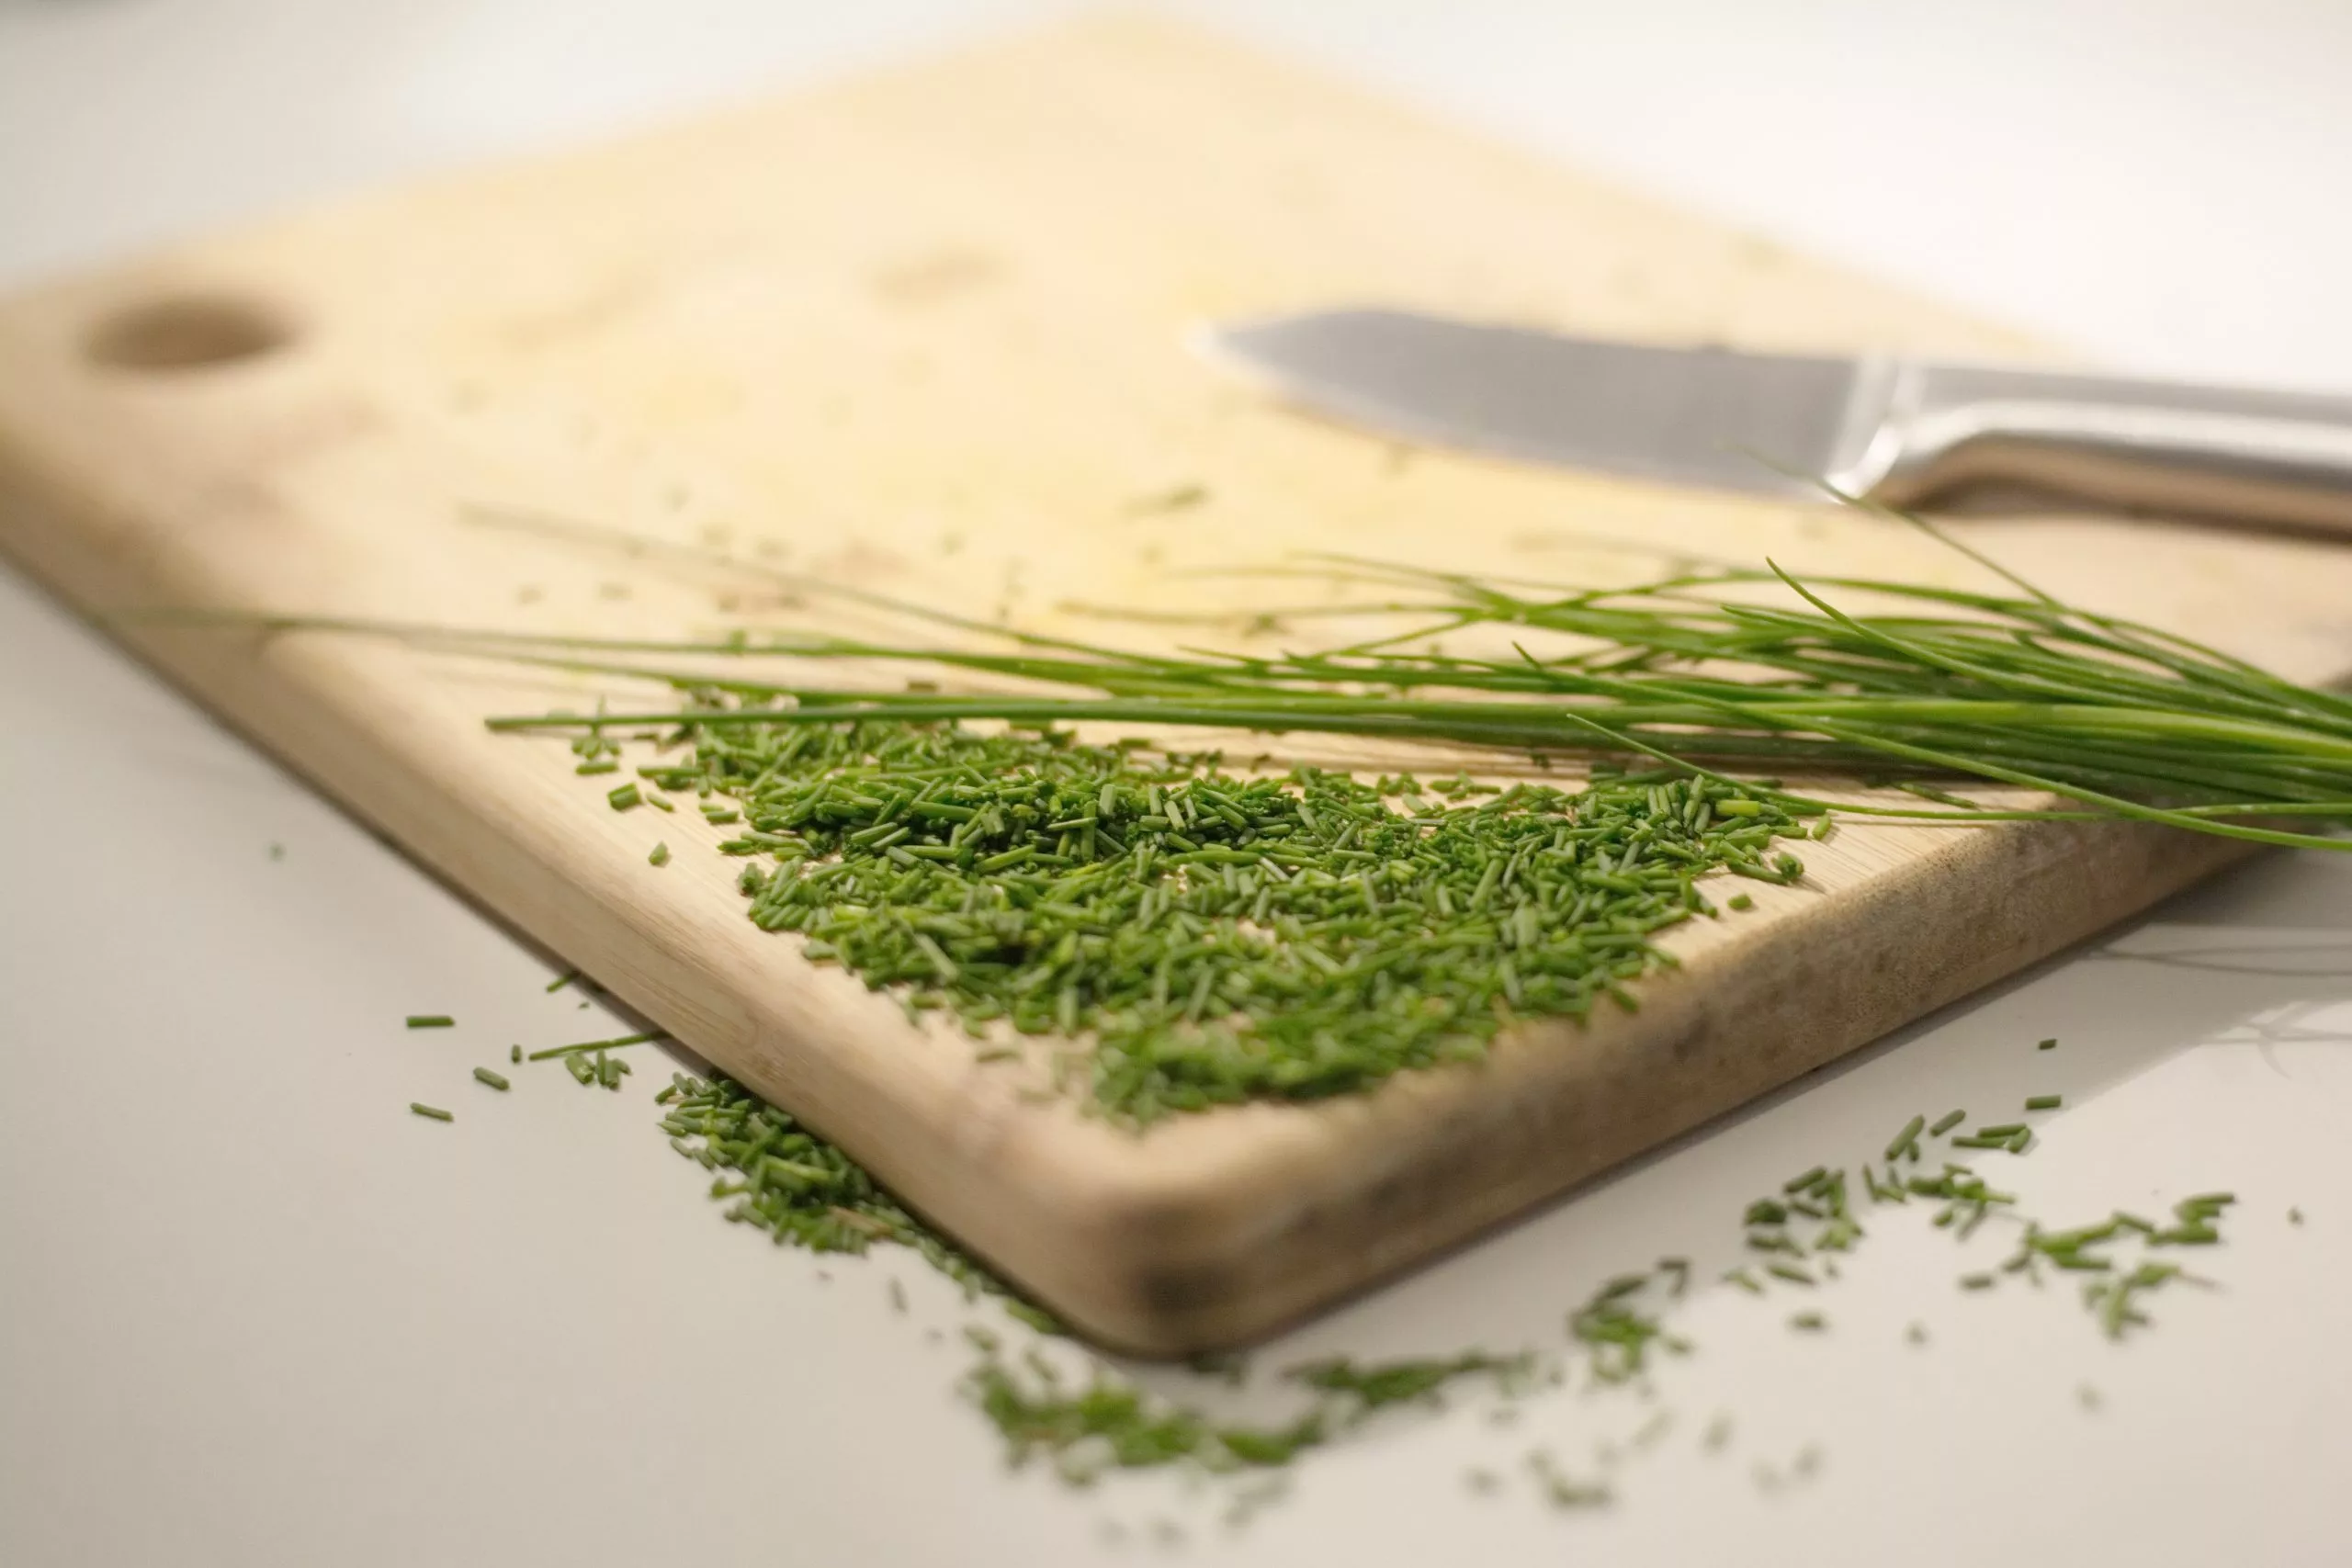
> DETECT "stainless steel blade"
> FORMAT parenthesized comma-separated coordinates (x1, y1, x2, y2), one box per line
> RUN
(1204, 308, 1865, 499)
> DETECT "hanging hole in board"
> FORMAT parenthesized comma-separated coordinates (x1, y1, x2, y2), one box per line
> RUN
(84, 294, 295, 372)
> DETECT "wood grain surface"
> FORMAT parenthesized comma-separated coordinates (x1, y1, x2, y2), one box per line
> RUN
(4, 17, 2349, 1353)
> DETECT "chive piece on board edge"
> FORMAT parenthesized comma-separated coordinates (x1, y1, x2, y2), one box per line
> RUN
(409, 1102, 453, 1122)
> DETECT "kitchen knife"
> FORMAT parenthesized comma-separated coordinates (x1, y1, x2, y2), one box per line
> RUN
(1204, 308, 2352, 534)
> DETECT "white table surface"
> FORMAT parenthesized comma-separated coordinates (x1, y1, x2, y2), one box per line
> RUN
(6, 4, 2352, 1564)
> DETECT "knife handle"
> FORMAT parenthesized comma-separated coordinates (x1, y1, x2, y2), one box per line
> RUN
(1852, 362, 2352, 536)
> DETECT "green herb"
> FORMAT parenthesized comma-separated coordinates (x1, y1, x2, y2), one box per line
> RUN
(435, 508, 2352, 860)
(1289, 1352, 1530, 1415)
(526, 1031, 664, 1062)
(2038, 1037, 2058, 1050)
(1568, 1269, 1686, 1383)
(527, 719, 1805, 1120)
(472, 1067, 510, 1091)
(1527, 1450, 1612, 1510)
(405, 1015, 454, 1029)
(649, 840, 672, 867)
(1884, 1113, 1927, 1163)
(607, 782, 641, 811)
(2026, 1094, 2063, 1111)
(1788, 1311, 1826, 1332)
(511, 1044, 522, 1064)
(546, 971, 577, 992)
(1726, 893, 1754, 911)
(1929, 1109, 1966, 1136)
(409, 1102, 453, 1122)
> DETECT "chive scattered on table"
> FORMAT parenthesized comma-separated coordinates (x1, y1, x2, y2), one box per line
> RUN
(473, 1067, 510, 1091)
(2025, 1094, 2063, 1111)
(526, 1031, 664, 1062)
(409, 1102, 453, 1122)
(405, 1015, 454, 1029)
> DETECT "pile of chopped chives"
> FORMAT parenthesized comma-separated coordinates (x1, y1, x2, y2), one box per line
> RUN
(606, 716, 1808, 1121)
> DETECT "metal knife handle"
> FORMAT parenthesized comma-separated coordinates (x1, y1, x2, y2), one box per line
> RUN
(1846, 362, 2352, 535)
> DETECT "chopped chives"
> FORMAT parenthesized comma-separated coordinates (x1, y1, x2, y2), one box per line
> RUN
(405, 1015, 454, 1029)
(526, 1031, 665, 1061)
(1929, 1109, 1966, 1136)
(409, 1102, 453, 1122)
(1884, 1114, 1926, 1163)
(2025, 1094, 2063, 1111)
(2037, 1037, 2058, 1051)
(1782, 1166, 1828, 1195)
(473, 1067, 511, 1091)
(649, 840, 672, 866)
(607, 782, 642, 811)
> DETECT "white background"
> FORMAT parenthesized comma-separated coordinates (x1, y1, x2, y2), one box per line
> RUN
(6, 4, 2352, 1565)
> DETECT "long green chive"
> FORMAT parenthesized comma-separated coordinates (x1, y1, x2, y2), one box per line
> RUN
(473, 1067, 511, 1091)
(409, 1102, 453, 1122)
(405, 1015, 454, 1029)
(1929, 1109, 1966, 1136)
(525, 1030, 664, 1062)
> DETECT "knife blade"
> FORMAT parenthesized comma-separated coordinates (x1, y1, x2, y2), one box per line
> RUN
(1203, 308, 2352, 534)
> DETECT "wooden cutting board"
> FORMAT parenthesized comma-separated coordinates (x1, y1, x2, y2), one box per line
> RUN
(5, 17, 2350, 1354)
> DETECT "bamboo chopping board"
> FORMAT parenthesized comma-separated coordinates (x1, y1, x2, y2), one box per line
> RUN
(5, 17, 2350, 1354)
